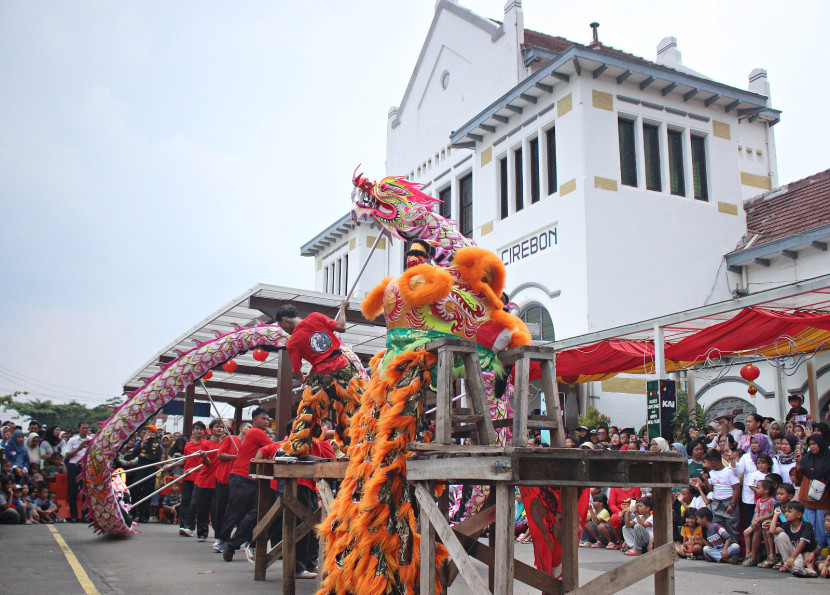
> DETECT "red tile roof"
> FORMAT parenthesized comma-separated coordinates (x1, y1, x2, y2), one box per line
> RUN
(521, 28, 655, 67)
(744, 168, 830, 246)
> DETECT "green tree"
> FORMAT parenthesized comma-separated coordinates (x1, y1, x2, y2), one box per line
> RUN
(670, 389, 704, 442)
(0, 392, 122, 429)
(577, 406, 612, 430)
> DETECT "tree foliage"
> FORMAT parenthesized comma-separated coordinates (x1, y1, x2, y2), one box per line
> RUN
(670, 389, 705, 442)
(0, 391, 122, 429)
(577, 405, 612, 430)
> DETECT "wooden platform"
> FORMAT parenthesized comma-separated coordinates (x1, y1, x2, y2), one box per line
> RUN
(248, 458, 347, 593)
(408, 444, 689, 595)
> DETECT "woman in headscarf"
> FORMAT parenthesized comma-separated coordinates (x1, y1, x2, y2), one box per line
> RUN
(4, 430, 30, 480)
(25, 432, 42, 468)
(40, 425, 66, 459)
(794, 433, 830, 551)
(813, 422, 830, 444)
(670, 442, 688, 458)
(650, 437, 670, 452)
(778, 434, 799, 484)
(767, 420, 786, 441)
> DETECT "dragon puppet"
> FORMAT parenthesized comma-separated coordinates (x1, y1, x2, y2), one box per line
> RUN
(80, 322, 364, 537)
(316, 170, 588, 592)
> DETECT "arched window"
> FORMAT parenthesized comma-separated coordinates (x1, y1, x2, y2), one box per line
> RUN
(519, 303, 554, 342)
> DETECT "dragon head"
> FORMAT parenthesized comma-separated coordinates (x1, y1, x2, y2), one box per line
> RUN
(351, 167, 441, 239)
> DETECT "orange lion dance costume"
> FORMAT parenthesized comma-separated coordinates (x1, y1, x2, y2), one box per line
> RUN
(317, 246, 531, 595)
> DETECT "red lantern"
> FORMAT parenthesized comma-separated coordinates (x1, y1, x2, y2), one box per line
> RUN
(222, 359, 238, 373)
(747, 386, 757, 396)
(561, 375, 579, 385)
(740, 363, 760, 383)
(253, 348, 268, 362)
(203, 370, 213, 380)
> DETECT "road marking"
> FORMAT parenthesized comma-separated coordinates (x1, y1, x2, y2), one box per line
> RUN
(48, 525, 100, 595)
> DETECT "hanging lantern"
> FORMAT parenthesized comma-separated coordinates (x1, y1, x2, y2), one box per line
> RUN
(203, 370, 213, 380)
(747, 386, 757, 396)
(740, 363, 760, 383)
(253, 348, 268, 362)
(222, 359, 238, 373)
(561, 375, 579, 385)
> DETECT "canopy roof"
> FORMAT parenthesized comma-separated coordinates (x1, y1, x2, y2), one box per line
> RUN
(122, 284, 386, 407)
(552, 274, 830, 381)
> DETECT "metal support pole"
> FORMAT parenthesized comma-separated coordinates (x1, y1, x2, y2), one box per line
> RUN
(654, 325, 666, 379)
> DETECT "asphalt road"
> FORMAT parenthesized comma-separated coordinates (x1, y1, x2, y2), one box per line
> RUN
(2, 522, 825, 594)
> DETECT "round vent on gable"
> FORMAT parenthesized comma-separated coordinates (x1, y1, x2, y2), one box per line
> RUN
(440, 70, 450, 90)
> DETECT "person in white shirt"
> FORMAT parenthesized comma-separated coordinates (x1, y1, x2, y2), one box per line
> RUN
(622, 496, 654, 555)
(65, 421, 92, 523)
(730, 433, 780, 525)
(702, 449, 741, 542)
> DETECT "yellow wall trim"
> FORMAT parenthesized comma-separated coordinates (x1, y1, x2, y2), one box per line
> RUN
(367, 236, 387, 249)
(712, 120, 731, 140)
(558, 93, 572, 117)
(601, 377, 647, 395)
(594, 176, 618, 192)
(740, 171, 772, 190)
(349, 238, 356, 251)
(480, 221, 494, 236)
(718, 202, 738, 216)
(480, 147, 492, 167)
(592, 90, 613, 111)
(317, 259, 323, 271)
(560, 178, 576, 196)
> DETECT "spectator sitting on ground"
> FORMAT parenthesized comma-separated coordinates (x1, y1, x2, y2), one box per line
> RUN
(769, 501, 819, 576)
(12, 484, 36, 524)
(697, 507, 740, 563)
(758, 483, 796, 568)
(622, 496, 653, 556)
(581, 487, 613, 548)
(33, 487, 58, 523)
(162, 481, 182, 524)
(675, 508, 705, 560)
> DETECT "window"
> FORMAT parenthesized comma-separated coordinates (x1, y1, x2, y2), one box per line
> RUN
(618, 118, 637, 187)
(335, 259, 342, 295)
(438, 186, 451, 219)
(514, 148, 523, 212)
(519, 303, 555, 342)
(667, 129, 686, 196)
(546, 127, 558, 195)
(499, 157, 508, 220)
(342, 255, 349, 295)
(691, 135, 708, 201)
(643, 123, 662, 192)
(459, 173, 473, 238)
(323, 266, 329, 293)
(530, 138, 540, 204)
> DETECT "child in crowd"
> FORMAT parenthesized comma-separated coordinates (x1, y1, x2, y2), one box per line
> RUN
(582, 487, 613, 548)
(789, 468, 801, 499)
(689, 475, 713, 510)
(743, 479, 777, 566)
(43, 452, 66, 478)
(607, 485, 642, 548)
(697, 507, 740, 563)
(676, 508, 705, 559)
(12, 485, 36, 524)
(622, 496, 653, 556)
(162, 481, 182, 524)
(33, 487, 58, 523)
(759, 484, 796, 567)
(702, 449, 741, 544)
(820, 514, 830, 578)
(768, 501, 819, 577)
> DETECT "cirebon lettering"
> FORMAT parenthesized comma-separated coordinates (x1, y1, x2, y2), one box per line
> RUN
(501, 228, 558, 266)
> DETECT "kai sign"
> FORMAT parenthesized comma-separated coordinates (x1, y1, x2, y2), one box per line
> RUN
(500, 225, 558, 266)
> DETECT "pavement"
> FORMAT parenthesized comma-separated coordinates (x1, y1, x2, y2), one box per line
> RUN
(2, 522, 825, 594)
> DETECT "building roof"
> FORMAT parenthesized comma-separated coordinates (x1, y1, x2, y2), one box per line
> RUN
(745, 168, 830, 246)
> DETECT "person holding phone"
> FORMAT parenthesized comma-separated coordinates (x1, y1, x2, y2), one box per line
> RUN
(65, 421, 92, 523)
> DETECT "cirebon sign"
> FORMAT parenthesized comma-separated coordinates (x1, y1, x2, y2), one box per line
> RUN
(499, 225, 558, 266)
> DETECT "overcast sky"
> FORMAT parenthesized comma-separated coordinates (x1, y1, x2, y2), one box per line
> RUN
(1, 0, 828, 409)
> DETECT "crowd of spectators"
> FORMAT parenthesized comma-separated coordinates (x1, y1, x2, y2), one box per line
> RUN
(549, 394, 830, 578)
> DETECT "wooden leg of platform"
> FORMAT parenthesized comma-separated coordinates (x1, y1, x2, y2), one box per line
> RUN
(560, 487, 580, 593)
(652, 487, 675, 595)
(512, 358, 530, 446)
(436, 350, 454, 445)
(317, 480, 334, 590)
(494, 483, 515, 595)
(420, 482, 437, 595)
(438, 485, 450, 591)
(283, 479, 297, 595)
(254, 477, 270, 581)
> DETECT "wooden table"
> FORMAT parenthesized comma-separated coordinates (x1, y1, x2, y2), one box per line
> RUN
(406, 444, 689, 595)
(248, 458, 348, 593)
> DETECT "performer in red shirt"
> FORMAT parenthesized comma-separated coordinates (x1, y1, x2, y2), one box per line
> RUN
(211, 422, 249, 553)
(178, 421, 206, 536)
(194, 419, 224, 541)
(275, 301, 366, 458)
(220, 407, 274, 561)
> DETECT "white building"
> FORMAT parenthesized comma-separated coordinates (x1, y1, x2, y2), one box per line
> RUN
(302, 1, 830, 430)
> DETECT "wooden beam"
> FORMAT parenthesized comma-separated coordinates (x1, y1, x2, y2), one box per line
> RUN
(536, 82, 554, 93)
(415, 483, 491, 595)
(252, 495, 283, 541)
(781, 249, 798, 260)
(567, 543, 676, 595)
(639, 76, 655, 90)
(592, 64, 607, 79)
(704, 93, 720, 107)
(420, 483, 438, 595)
(494, 483, 515, 595)
(725, 99, 740, 112)
(616, 70, 631, 84)
(462, 352, 497, 445)
(651, 487, 675, 595)
(480, 124, 496, 133)
(661, 82, 678, 96)
(203, 380, 275, 394)
(560, 487, 580, 592)
(248, 294, 385, 328)
(520, 93, 538, 104)
(265, 509, 321, 568)
(254, 479, 273, 580)
(683, 89, 699, 102)
(755, 257, 771, 267)
(552, 72, 570, 82)
(807, 360, 820, 419)
(276, 349, 294, 440)
(506, 104, 523, 114)
(811, 240, 827, 251)
(512, 357, 530, 446)
(572, 58, 581, 76)
(493, 114, 510, 123)
(282, 479, 297, 594)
